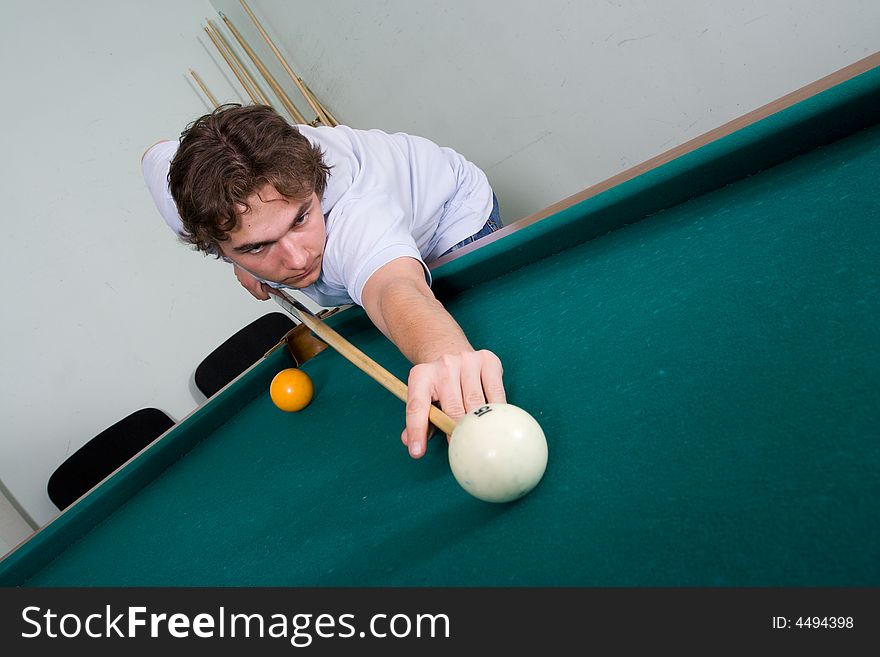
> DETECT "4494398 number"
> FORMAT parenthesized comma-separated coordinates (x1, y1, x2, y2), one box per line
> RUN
(795, 617, 853, 629)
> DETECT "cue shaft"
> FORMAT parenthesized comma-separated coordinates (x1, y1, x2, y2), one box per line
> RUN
(269, 288, 458, 436)
(204, 22, 261, 105)
(239, 0, 335, 126)
(189, 69, 219, 108)
(207, 19, 271, 106)
(219, 11, 308, 124)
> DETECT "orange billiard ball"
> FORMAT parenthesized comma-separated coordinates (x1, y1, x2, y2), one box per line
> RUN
(269, 368, 314, 412)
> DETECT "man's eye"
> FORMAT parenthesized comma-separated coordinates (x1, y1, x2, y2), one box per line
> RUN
(294, 213, 308, 226)
(247, 245, 265, 255)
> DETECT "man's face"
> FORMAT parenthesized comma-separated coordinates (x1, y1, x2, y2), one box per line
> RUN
(220, 184, 326, 288)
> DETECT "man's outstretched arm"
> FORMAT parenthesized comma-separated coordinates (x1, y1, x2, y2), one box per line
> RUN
(361, 257, 506, 458)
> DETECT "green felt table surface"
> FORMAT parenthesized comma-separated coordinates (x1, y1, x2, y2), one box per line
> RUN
(3, 60, 879, 587)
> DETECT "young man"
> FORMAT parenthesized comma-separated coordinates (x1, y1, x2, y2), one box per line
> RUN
(142, 104, 505, 459)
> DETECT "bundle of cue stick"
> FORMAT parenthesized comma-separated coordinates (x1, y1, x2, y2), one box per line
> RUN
(191, 0, 337, 128)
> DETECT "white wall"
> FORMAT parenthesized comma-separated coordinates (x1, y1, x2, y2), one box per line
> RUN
(0, 0, 285, 533)
(214, 0, 879, 222)
(0, 481, 34, 556)
(1, 0, 877, 539)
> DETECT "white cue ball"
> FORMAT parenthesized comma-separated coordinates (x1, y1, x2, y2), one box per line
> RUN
(448, 403, 548, 503)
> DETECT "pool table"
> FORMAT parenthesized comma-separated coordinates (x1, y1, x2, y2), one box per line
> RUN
(2, 54, 878, 587)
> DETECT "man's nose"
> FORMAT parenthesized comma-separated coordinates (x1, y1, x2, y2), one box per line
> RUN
(278, 235, 309, 270)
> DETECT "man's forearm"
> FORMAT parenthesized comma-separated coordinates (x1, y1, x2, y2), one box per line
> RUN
(376, 279, 473, 364)
(361, 259, 507, 455)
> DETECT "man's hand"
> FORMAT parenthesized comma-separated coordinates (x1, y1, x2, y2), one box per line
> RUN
(234, 263, 270, 300)
(361, 257, 508, 459)
(402, 349, 506, 458)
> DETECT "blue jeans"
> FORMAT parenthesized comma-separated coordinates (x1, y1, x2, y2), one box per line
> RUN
(440, 193, 502, 257)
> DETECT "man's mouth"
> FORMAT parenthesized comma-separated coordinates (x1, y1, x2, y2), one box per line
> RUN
(284, 258, 318, 285)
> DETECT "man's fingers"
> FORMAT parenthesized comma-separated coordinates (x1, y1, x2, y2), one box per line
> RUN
(402, 423, 439, 447)
(405, 366, 435, 459)
(234, 264, 270, 301)
(479, 350, 507, 404)
(435, 355, 466, 421)
(403, 351, 507, 460)
(459, 351, 488, 413)
(254, 282, 271, 300)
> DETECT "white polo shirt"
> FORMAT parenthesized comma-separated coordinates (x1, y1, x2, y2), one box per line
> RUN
(142, 125, 493, 307)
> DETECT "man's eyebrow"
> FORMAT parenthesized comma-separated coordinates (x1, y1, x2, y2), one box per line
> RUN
(231, 199, 312, 253)
(231, 238, 273, 254)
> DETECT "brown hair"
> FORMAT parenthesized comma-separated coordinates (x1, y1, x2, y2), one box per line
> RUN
(168, 104, 331, 254)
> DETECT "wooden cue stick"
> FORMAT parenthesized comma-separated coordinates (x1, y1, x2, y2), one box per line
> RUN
(207, 19, 271, 106)
(301, 78, 340, 127)
(204, 23, 260, 105)
(268, 288, 458, 436)
(219, 11, 308, 124)
(238, 0, 335, 127)
(189, 69, 219, 107)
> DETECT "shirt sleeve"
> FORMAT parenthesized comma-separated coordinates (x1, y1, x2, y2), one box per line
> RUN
(322, 193, 433, 307)
(141, 140, 185, 237)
